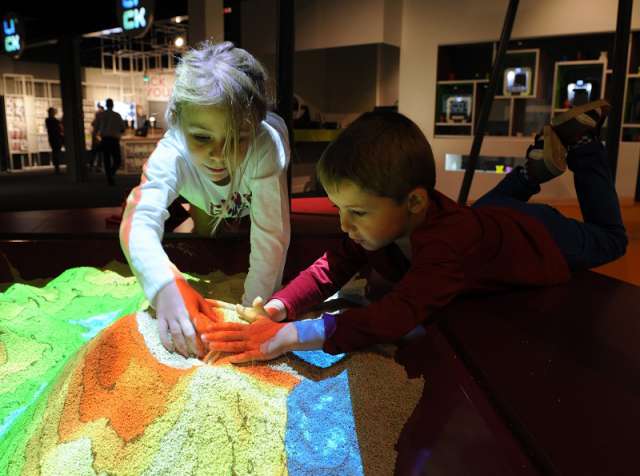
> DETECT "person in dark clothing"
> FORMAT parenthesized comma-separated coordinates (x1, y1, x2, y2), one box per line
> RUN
(94, 98, 124, 185)
(89, 104, 105, 172)
(45, 107, 63, 174)
(200, 101, 626, 362)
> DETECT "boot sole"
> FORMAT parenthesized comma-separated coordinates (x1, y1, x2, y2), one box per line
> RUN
(551, 99, 610, 127)
(551, 99, 610, 147)
(543, 125, 567, 175)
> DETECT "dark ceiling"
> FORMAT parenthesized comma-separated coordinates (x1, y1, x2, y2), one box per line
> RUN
(1, 1, 188, 65)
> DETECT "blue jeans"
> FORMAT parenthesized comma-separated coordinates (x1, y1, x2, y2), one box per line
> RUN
(473, 141, 628, 270)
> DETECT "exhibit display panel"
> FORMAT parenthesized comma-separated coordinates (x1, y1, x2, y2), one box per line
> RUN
(436, 32, 618, 144)
(551, 60, 606, 112)
(496, 50, 540, 99)
(434, 81, 474, 136)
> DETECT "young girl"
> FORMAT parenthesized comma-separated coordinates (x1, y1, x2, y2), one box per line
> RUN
(120, 41, 291, 359)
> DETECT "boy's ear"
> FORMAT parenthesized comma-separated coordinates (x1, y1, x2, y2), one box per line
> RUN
(407, 188, 429, 214)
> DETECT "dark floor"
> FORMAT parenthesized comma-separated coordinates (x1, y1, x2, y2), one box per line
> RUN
(0, 166, 139, 212)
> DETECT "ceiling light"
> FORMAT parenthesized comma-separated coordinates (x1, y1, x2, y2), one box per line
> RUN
(174, 36, 185, 48)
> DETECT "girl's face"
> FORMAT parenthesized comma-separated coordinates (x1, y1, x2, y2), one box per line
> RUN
(180, 104, 251, 185)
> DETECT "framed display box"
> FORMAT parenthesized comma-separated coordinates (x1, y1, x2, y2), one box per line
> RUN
(496, 49, 540, 98)
(552, 60, 606, 112)
(434, 81, 475, 136)
(435, 33, 616, 142)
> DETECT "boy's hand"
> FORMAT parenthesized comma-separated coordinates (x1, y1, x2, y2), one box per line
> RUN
(155, 279, 221, 358)
(201, 317, 296, 364)
(235, 297, 287, 323)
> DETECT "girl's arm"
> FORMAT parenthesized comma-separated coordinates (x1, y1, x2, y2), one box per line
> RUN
(119, 137, 212, 357)
(119, 139, 182, 303)
(243, 118, 291, 306)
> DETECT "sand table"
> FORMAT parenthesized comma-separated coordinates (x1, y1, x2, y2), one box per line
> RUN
(0, 267, 422, 475)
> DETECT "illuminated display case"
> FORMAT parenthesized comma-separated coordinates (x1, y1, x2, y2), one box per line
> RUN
(435, 34, 618, 142)
(551, 60, 606, 112)
(434, 81, 475, 136)
(496, 49, 539, 98)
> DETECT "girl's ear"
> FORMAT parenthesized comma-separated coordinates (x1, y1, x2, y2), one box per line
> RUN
(407, 188, 429, 214)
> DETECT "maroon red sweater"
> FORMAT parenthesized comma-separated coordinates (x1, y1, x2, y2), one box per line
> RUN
(272, 190, 571, 354)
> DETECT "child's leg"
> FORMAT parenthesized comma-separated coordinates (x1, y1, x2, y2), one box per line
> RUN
(473, 166, 540, 207)
(561, 140, 627, 267)
(474, 125, 567, 206)
(475, 133, 627, 270)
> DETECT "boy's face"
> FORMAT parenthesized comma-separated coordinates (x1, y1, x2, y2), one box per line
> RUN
(326, 180, 422, 251)
(180, 104, 251, 184)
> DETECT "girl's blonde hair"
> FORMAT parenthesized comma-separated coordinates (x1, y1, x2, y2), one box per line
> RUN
(166, 40, 272, 234)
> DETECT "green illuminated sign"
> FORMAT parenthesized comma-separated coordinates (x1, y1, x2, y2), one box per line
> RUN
(116, 0, 154, 38)
(2, 13, 24, 58)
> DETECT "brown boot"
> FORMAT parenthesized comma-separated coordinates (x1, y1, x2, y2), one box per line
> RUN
(551, 99, 610, 148)
(524, 125, 566, 184)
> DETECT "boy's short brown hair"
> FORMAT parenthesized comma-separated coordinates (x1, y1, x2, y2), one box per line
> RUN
(316, 111, 436, 203)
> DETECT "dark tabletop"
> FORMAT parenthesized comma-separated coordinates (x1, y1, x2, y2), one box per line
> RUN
(436, 271, 640, 475)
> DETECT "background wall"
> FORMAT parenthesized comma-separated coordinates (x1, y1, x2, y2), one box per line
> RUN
(0, 57, 59, 94)
(3, 0, 639, 202)
(242, 0, 400, 127)
(399, 0, 640, 202)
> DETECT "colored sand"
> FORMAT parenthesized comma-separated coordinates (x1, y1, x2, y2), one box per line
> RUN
(0, 267, 387, 475)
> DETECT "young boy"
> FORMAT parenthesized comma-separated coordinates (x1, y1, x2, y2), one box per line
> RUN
(202, 100, 627, 363)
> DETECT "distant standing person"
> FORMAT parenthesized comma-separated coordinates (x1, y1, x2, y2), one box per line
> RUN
(96, 98, 124, 185)
(45, 107, 63, 174)
(89, 104, 105, 172)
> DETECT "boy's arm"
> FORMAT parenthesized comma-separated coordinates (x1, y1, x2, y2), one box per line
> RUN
(202, 316, 329, 363)
(268, 238, 369, 320)
(232, 238, 368, 324)
(322, 240, 464, 354)
(205, 240, 464, 362)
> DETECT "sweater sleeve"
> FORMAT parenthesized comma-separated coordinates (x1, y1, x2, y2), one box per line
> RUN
(242, 120, 291, 305)
(119, 138, 183, 304)
(270, 237, 369, 320)
(322, 239, 465, 354)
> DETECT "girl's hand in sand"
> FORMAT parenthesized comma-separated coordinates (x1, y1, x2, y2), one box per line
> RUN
(155, 279, 220, 358)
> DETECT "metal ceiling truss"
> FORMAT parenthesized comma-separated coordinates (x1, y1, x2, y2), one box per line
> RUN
(96, 18, 188, 76)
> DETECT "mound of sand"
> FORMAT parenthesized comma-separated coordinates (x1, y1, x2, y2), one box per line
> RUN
(0, 267, 421, 475)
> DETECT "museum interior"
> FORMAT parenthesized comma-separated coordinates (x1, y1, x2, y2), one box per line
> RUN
(0, 1, 638, 475)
